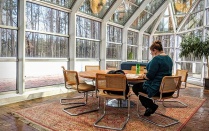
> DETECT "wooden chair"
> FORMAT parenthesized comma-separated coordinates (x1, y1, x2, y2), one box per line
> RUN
(85, 65, 100, 71)
(94, 73, 130, 130)
(175, 69, 188, 89)
(137, 76, 187, 127)
(60, 66, 99, 116)
(84, 65, 100, 85)
(84, 65, 100, 95)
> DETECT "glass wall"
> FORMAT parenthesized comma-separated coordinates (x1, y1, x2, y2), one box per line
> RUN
(176, 29, 203, 79)
(156, 8, 174, 33)
(106, 25, 122, 69)
(131, 0, 166, 30)
(153, 35, 175, 60)
(24, 2, 69, 89)
(180, 0, 204, 31)
(41, 0, 76, 8)
(25, 62, 67, 89)
(25, 32, 68, 58)
(0, 0, 18, 92)
(127, 30, 138, 61)
(79, 0, 116, 18)
(142, 34, 149, 62)
(110, 0, 143, 25)
(76, 16, 101, 71)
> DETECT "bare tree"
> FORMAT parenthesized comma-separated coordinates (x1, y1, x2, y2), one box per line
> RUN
(0, 0, 5, 56)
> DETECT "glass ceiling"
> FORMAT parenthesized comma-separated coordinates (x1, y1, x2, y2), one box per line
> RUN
(37, 0, 198, 34)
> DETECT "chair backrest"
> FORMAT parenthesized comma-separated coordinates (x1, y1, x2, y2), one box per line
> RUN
(61, 66, 79, 86)
(96, 73, 106, 90)
(96, 73, 126, 92)
(131, 65, 146, 71)
(105, 74, 127, 92)
(175, 69, 188, 82)
(159, 76, 182, 94)
(85, 65, 100, 71)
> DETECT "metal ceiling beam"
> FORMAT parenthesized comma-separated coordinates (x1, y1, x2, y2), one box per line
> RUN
(71, 0, 84, 13)
(176, 0, 201, 33)
(168, 3, 176, 33)
(124, 0, 152, 28)
(140, 0, 170, 32)
(150, 8, 167, 35)
(102, 0, 123, 23)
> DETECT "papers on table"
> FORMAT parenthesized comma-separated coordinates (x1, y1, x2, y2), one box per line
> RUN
(125, 74, 143, 79)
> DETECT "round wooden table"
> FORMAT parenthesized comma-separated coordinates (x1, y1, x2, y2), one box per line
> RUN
(79, 70, 145, 82)
(79, 70, 145, 108)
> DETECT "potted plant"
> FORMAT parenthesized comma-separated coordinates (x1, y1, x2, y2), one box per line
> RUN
(179, 35, 209, 89)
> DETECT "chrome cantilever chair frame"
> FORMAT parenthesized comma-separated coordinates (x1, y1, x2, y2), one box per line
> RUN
(94, 73, 130, 130)
(137, 76, 185, 127)
(60, 66, 99, 116)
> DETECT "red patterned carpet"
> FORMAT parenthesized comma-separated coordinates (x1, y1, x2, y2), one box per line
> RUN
(13, 94, 205, 131)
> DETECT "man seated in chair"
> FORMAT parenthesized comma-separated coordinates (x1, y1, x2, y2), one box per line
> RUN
(132, 40, 174, 116)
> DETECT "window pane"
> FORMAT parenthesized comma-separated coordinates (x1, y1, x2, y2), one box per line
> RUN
(128, 30, 138, 45)
(76, 39, 99, 59)
(106, 61, 121, 70)
(0, 0, 17, 27)
(106, 43, 122, 59)
(156, 17, 173, 32)
(41, 0, 76, 9)
(26, 32, 68, 58)
(173, 0, 195, 14)
(176, 49, 202, 62)
(127, 46, 137, 60)
(164, 48, 174, 60)
(26, 2, 69, 35)
(131, 0, 166, 30)
(179, 62, 202, 79)
(153, 35, 175, 48)
(25, 62, 66, 89)
(79, 0, 116, 18)
(107, 25, 122, 43)
(110, 1, 138, 25)
(76, 16, 101, 40)
(0, 28, 17, 57)
(0, 62, 16, 92)
(180, 11, 204, 31)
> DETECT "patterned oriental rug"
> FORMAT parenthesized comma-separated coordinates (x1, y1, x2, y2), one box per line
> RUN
(12, 95, 206, 131)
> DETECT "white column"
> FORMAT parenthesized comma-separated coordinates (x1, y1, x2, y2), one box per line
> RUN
(148, 34, 153, 61)
(68, 1, 84, 70)
(138, 32, 143, 62)
(173, 34, 177, 72)
(100, 22, 107, 70)
(69, 13, 76, 70)
(122, 27, 128, 62)
(17, 0, 26, 94)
